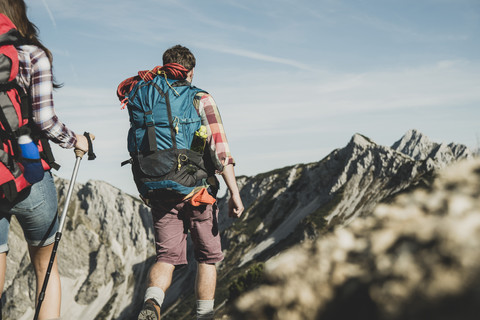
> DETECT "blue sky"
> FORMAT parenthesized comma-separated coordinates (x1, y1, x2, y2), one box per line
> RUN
(26, 0, 480, 195)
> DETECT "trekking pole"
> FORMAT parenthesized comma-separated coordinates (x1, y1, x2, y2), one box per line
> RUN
(33, 133, 95, 320)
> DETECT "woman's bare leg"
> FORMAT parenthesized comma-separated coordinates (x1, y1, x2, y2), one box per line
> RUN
(29, 243, 61, 320)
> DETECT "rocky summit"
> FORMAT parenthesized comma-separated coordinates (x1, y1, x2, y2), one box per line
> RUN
(1, 129, 475, 320)
(3, 180, 154, 320)
(229, 158, 480, 320)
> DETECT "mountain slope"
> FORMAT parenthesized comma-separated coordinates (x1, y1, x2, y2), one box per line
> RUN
(229, 158, 480, 320)
(2, 129, 474, 320)
(391, 129, 474, 169)
(165, 130, 473, 319)
(3, 179, 154, 320)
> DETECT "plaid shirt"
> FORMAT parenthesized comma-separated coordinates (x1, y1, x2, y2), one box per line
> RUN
(194, 92, 235, 172)
(16, 45, 76, 148)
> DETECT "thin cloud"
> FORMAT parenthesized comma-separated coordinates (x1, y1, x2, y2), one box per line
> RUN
(211, 59, 480, 138)
(195, 43, 310, 70)
(349, 11, 469, 43)
(28, 0, 479, 194)
(41, 0, 57, 27)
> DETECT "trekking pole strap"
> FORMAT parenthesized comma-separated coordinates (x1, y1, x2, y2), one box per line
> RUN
(73, 132, 96, 160)
(84, 132, 96, 160)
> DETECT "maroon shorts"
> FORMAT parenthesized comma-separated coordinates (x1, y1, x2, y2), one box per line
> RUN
(151, 201, 223, 266)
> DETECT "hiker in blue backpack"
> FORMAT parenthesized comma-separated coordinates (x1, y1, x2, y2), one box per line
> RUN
(117, 45, 244, 320)
(0, 1, 92, 319)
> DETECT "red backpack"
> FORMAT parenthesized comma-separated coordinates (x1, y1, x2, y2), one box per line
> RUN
(0, 14, 58, 202)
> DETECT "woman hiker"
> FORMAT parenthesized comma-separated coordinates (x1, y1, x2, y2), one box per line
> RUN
(0, 0, 91, 319)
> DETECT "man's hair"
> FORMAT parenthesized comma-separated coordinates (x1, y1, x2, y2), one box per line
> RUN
(162, 45, 196, 71)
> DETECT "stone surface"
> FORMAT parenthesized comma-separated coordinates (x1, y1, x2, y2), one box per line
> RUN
(229, 159, 480, 320)
(2, 130, 474, 320)
(3, 179, 154, 320)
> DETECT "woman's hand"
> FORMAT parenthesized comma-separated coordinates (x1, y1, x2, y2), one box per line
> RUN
(74, 134, 89, 158)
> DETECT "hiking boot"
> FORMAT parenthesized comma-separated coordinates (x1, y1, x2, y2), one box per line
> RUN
(138, 299, 161, 320)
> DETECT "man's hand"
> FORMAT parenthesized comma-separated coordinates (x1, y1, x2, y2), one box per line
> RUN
(228, 192, 244, 218)
(221, 164, 244, 219)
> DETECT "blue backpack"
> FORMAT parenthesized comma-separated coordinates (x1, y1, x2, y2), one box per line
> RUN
(123, 76, 209, 201)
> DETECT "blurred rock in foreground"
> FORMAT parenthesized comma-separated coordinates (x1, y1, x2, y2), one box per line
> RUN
(230, 159, 480, 320)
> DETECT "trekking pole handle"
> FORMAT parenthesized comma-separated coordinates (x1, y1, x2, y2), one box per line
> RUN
(74, 132, 96, 160)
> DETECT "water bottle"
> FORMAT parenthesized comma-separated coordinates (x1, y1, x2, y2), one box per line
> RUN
(190, 125, 208, 153)
(18, 134, 44, 183)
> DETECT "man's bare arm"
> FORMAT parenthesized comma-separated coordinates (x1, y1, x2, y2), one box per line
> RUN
(221, 164, 244, 218)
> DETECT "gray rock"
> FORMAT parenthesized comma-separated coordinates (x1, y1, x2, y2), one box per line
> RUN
(3, 179, 154, 320)
(3, 129, 475, 320)
(230, 159, 480, 320)
(392, 128, 473, 165)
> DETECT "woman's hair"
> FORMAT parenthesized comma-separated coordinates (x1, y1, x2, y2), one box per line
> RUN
(0, 0, 61, 88)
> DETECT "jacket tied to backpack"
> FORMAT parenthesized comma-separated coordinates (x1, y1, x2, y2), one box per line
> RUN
(118, 65, 212, 203)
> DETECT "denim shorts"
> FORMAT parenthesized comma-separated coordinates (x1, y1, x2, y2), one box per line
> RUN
(0, 171, 59, 253)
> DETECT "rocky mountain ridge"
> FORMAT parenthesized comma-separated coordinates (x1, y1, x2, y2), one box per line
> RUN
(1, 129, 474, 319)
(3, 180, 154, 320)
(219, 130, 473, 265)
(391, 129, 473, 168)
(169, 129, 474, 319)
(229, 158, 480, 320)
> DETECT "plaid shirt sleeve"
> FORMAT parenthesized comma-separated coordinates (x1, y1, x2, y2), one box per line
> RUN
(17, 45, 77, 148)
(194, 92, 235, 172)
